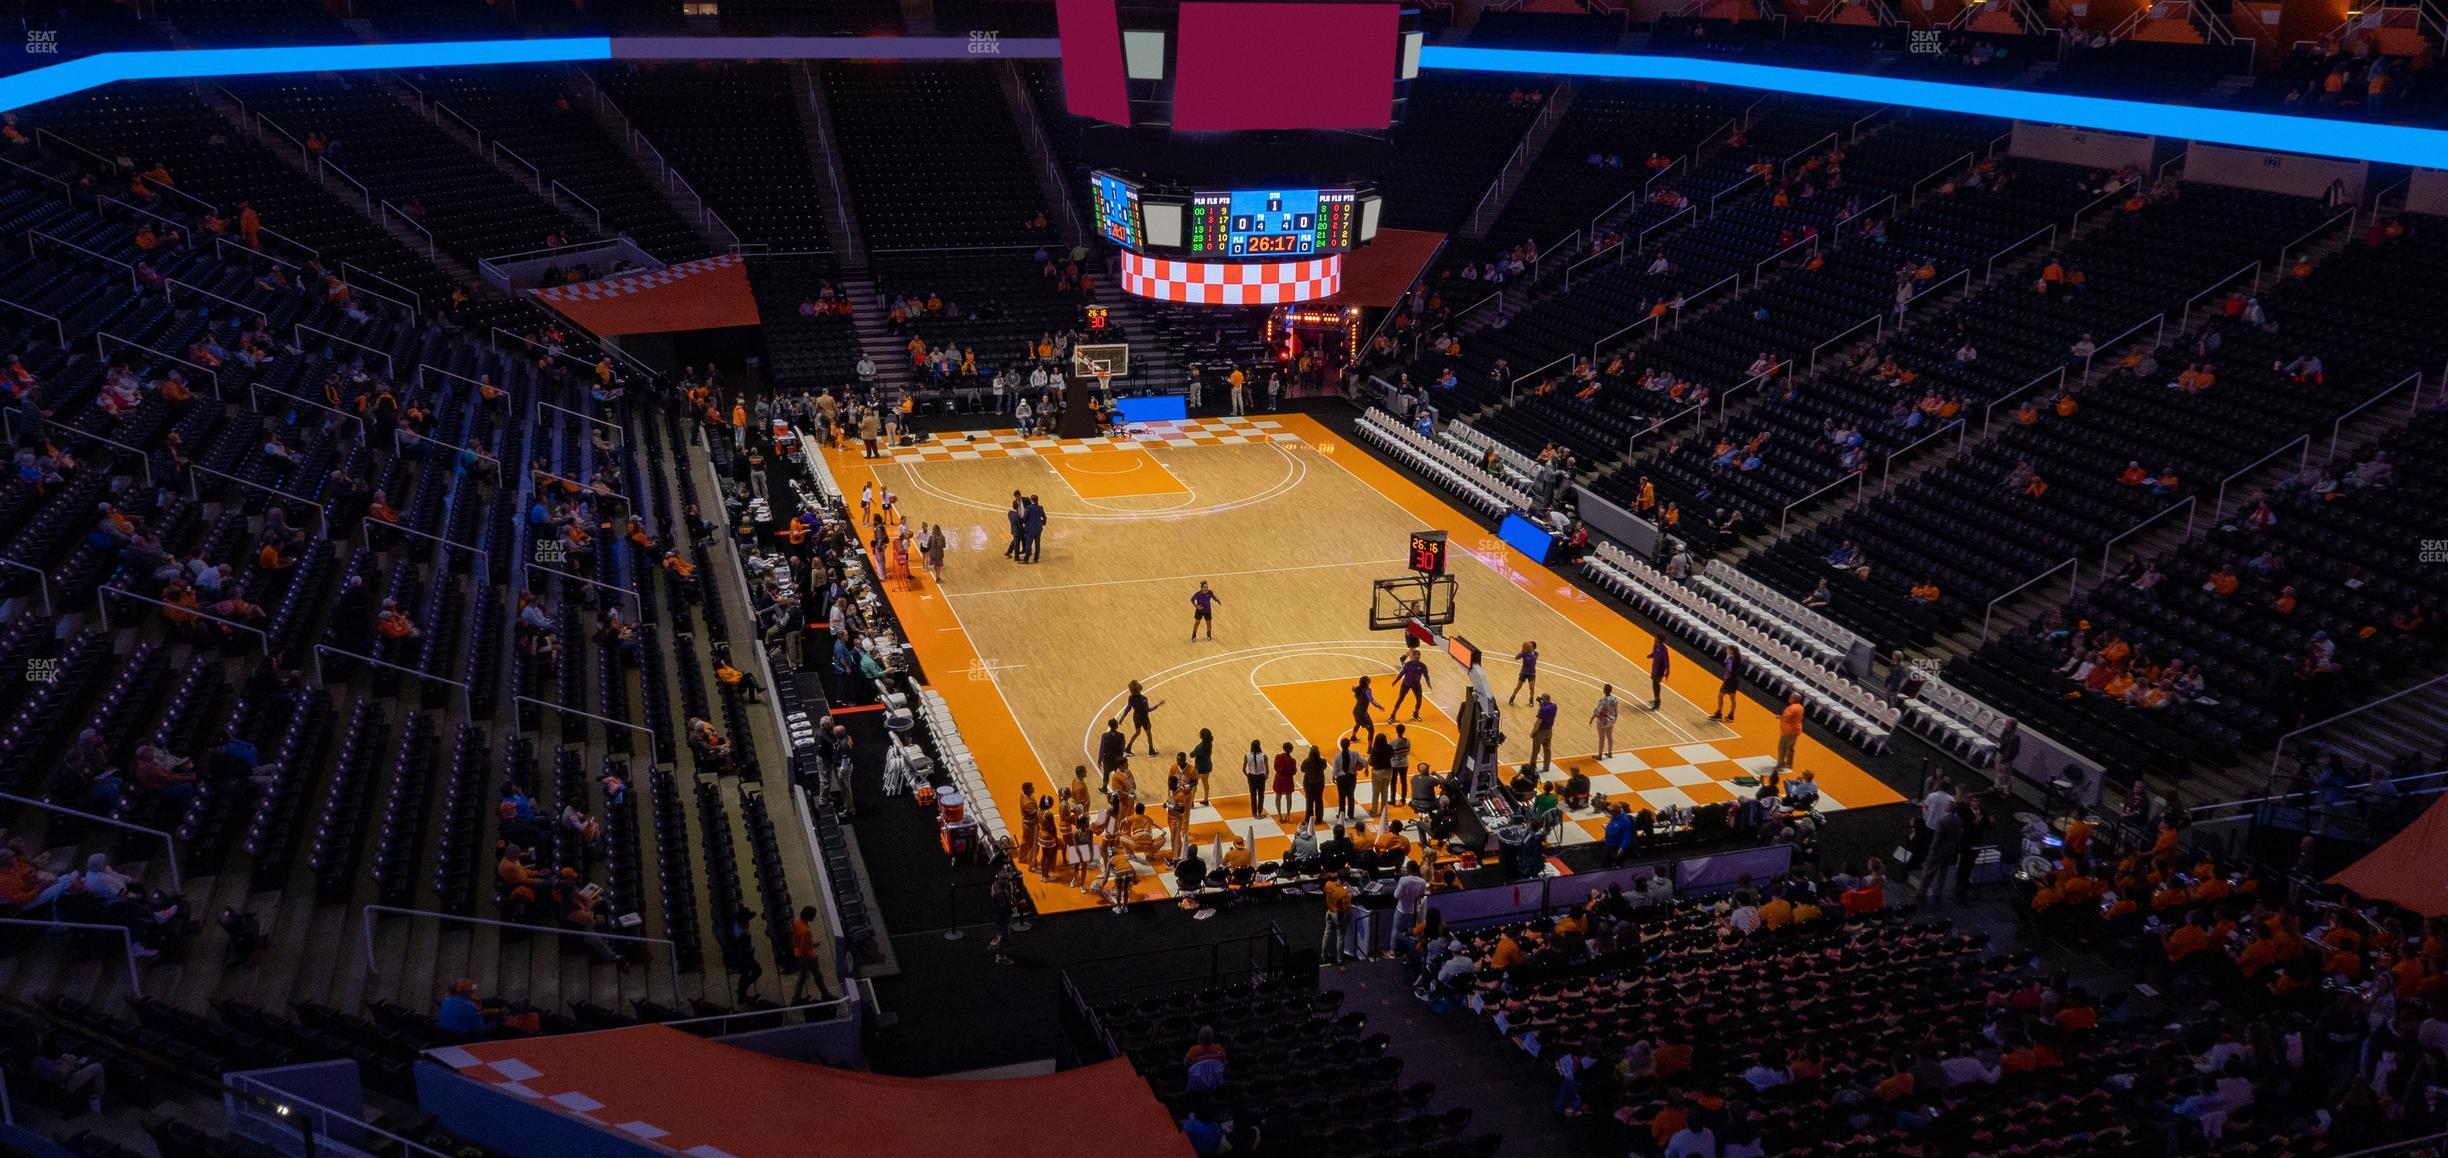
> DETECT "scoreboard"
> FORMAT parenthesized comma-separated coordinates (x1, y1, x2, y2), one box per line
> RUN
(1092, 171, 1144, 250)
(1186, 187, 1358, 257)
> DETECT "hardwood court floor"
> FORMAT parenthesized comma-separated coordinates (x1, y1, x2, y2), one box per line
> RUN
(828, 414, 1900, 914)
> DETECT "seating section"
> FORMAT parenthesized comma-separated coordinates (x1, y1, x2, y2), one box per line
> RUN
(412, 71, 709, 262)
(1379, 77, 1554, 234)
(598, 64, 833, 251)
(822, 64, 1049, 251)
(746, 256, 861, 388)
(1354, 408, 1540, 519)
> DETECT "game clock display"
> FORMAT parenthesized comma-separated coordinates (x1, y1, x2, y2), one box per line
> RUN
(1407, 530, 1448, 577)
(1188, 187, 1357, 256)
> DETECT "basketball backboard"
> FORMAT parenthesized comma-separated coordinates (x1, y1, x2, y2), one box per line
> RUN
(1369, 574, 1456, 631)
(1072, 342, 1131, 379)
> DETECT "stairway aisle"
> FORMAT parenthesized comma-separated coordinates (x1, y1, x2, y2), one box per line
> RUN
(1332, 958, 1598, 1158)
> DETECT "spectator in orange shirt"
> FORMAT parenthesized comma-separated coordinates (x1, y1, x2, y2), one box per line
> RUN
(1776, 693, 1804, 770)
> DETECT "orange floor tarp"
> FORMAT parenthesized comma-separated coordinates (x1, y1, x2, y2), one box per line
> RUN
(434, 1025, 1194, 1158)
(2328, 792, 2448, 917)
(531, 254, 761, 336)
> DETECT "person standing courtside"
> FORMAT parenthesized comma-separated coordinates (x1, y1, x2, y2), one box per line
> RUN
(1648, 638, 1671, 710)
(1712, 645, 1743, 721)
(1777, 692, 1805, 770)
(1389, 646, 1432, 720)
(1124, 680, 1165, 754)
(1509, 640, 1540, 705)
(1530, 693, 1559, 772)
(1189, 580, 1221, 641)
(1591, 683, 1620, 760)
(1003, 492, 1024, 562)
(1020, 494, 1046, 562)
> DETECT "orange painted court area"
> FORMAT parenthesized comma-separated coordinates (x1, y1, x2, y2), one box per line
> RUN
(824, 414, 1903, 913)
(1044, 446, 1189, 498)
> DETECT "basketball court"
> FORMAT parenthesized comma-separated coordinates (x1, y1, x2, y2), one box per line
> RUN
(826, 412, 1902, 914)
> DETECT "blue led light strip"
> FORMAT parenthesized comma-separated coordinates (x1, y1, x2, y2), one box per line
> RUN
(0, 38, 613, 112)
(1418, 45, 2448, 169)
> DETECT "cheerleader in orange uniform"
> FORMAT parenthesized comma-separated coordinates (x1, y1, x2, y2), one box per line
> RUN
(1035, 794, 1062, 880)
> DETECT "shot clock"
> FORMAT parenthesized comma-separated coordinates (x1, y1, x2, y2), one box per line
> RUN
(1408, 530, 1448, 577)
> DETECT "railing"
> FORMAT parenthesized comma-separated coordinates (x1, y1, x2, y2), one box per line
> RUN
(2157, 152, 2188, 183)
(1628, 397, 1709, 457)
(2178, 260, 2261, 330)
(2211, 432, 2309, 524)
(162, 277, 268, 324)
(27, 229, 135, 288)
(1782, 132, 1838, 181)
(2326, 371, 2425, 463)
(0, 556, 51, 614)
(1979, 556, 2079, 643)
(1780, 470, 1864, 531)
(0, 293, 66, 347)
(340, 261, 421, 313)
(141, 176, 225, 222)
(185, 464, 327, 537)
(250, 381, 367, 443)
(296, 323, 397, 377)
(94, 193, 189, 238)
(1809, 314, 1883, 373)
(370, 518, 492, 563)
(39, 416, 161, 484)
(0, 154, 69, 201)
(1707, 170, 1763, 218)
(494, 141, 545, 194)
(1879, 417, 1964, 491)
(1532, 229, 1582, 282)
(435, 100, 484, 145)
(1834, 192, 1896, 233)
(96, 333, 219, 398)
(2266, 672, 2448, 782)
(524, 564, 644, 607)
(33, 128, 115, 173)
(0, 917, 143, 997)
(1751, 235, 1819, 286)
(2068, 178, 2133, 232)
(255, 112, 307, 156)
(2366, 175, 2411, 216)
(1986, 127, 2016, 156)
(1643, 155, 1686, 197)
(1463, 88, 1570, 238)
(1680, 273, 1739, 331)
(1448, 289, 1504, 328)
(322, 158, 372, 212)
(1909, 267, 1970, 315)
(217, 234, 297, 270)
(1981, 222, 2056, 285)
(1636, 204, 1694, 252)
(536, 397, 626, 445)
(2080, 312, 2165, 383)
(359, 904, 684, 996)
(551, 179, 603, 231)
(2097, 495, 2196, 583)
(1589, 313, 1661, 363)
(225, 1080, 454, 1158)
(1847, 106, 1889, 141)
(98, 585, 270, 652)
(1909, 151, 1974, 205)
(0, 791, 181, 889)
(381, 200, 436, 260)
(1514, 353, 1575, 404)
(2276, 208, 2355, 271)
(512, 695, 656, 740)
(1563, 241, 1622, 289)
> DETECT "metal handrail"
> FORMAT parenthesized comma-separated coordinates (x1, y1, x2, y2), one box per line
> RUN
(1708, 171, 1762, 214)
(2097, 495, 2197, 583)
(295, 323, 397, 377)
(1981, 223, 2056, 285)
(33, 127, 114, 172)
(1564, 241, 1623, 288)
(27, 229, 135, 288)
(1810, 313, 1884, 373)
(2326, 370, 2424, 463)
(0, 556, 52, 614)
(255, 112, 307, 156)
(381, 200, 436, 259)
(321, 157, 372, 211)
(1533, 229, 1582, 280)
(185, 464, 327, 536)
(1752, 235, 1820, 286)
(551, 180, 603, 231)
(39, 417, 158, 484)
(2192, 770, 2448, 818)
(1780, 470, 1864, 531)
(219, 234, 297, 271)
(93, 193, 188, 235)
(309, 645, 466, 710)
(1847, 106, 1890, 141)
(523, 564, 642, 606)
(2211, 432, 2310, 524)
(98, 585, 270, 653)
(0, 917, 143, 997)
(495, 141, 544, 193)
(1637, 205, 1694, 253)
(0, 154, 69, 200)
(1514, 353, 1576, 405)
(0, 293, 66, 347)
(0, 791, 180, 889)
(2266, 672, 2448, 781)
(359, 904, 682, 992)
(1717, 359, 1787, 425)
(249, 381, 367, 442)
(1910, 151, 1974, 205)
(96, 333, 219, 397)
(1642, 154, 1686, 196)
(1834, 192, 1896, 232)
(2178, 260, 2261, 330)
(1449, 289, 1504, 326)
(367, 516, 492, 563)
(2080, 312, 2165, 383)
(512, 695, 655, 739)
(139, 171, 219, 219)
(162, 277, 268, 324)
(1782, 132, 1839, 181)
(435, 100, 483, 144)
(1591, 313, 1662, 363)
(1979, 556, 2079, 643)
(1880, 417, 1964, 491)
(1907, 267, 1971, 315)
(340, 261, 422, 313)
(2277, 208, 2356, 270)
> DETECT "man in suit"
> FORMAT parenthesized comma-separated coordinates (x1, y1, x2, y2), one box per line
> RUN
(1021, 494, 1046, 562)
(1648, 637, 1671, 710)
(1003, 490, 1023, 561)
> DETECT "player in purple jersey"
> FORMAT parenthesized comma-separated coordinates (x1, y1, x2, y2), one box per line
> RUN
(1388, 646, 1432, 721)
(1189, 580, 1221, 641)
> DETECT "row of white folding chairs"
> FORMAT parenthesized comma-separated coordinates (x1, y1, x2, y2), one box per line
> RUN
(1701, 559, 1859, 658)
(915, 686, 1010, 847)
(1447, 420, 1542, 477)
(1583, 549, 1893, 753)
(1691, 570, 1847, 670)
(1380, 412, 1540, 511)
(1902, 676, 2008, 765)
(1432, 428, 1541, 497)
(1357, 413, 1511, 517)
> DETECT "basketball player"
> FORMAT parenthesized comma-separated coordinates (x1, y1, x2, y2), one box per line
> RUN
(1124, 679, 1165, 754)
(1188, 581, 1221, 641)
(1350, 675, 1380, 741)
(1388, 646, 1432, 720)
(1508, 641, 1540, 705)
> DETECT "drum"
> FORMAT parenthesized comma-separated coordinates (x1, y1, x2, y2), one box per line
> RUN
(938, 790, 967, 824)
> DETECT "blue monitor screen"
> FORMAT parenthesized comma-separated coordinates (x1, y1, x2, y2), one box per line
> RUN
(1091, 171, 1143, 250)
(1497, 512, 1554, 564)
(1115, 395, 1188, 424)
